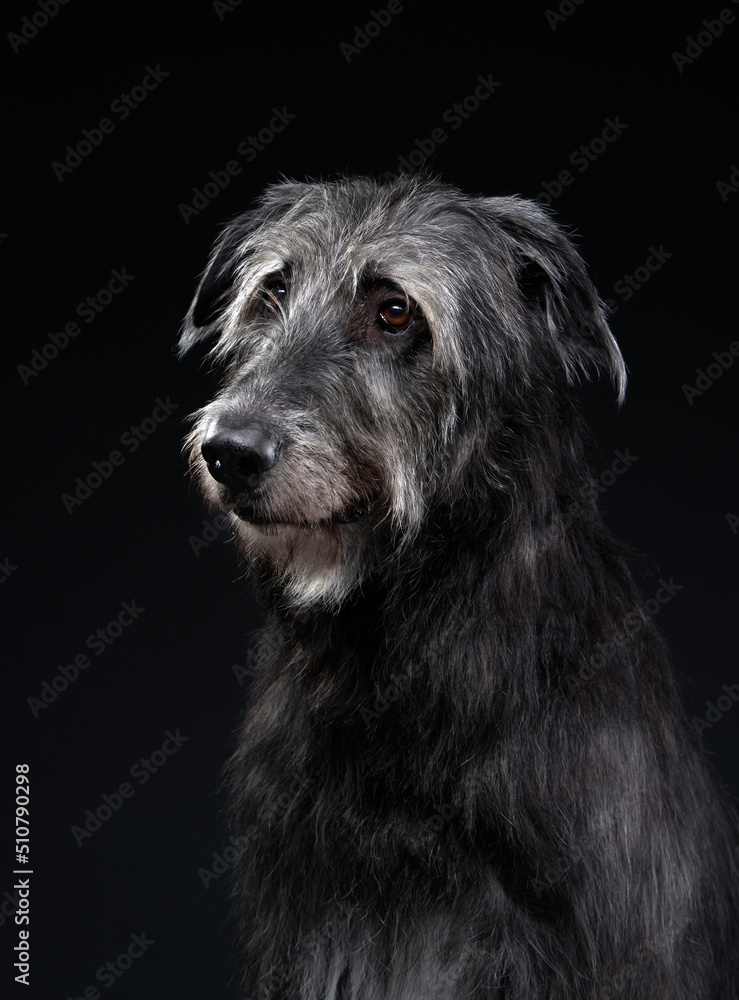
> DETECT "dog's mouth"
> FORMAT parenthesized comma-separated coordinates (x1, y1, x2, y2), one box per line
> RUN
(232, 500, 376, 528)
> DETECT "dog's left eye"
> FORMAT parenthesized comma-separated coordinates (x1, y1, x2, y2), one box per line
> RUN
(378, 300, 413, 333)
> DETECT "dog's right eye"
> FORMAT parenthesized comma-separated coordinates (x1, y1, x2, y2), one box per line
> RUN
(262, 278, 287, 310)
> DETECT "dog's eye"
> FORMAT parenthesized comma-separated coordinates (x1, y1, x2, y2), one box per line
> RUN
(378, 300, 413, 333)
(263, 278, 287, 310)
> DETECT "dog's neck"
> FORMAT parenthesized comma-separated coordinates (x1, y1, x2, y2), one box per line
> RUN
(259, 492, 632, 703)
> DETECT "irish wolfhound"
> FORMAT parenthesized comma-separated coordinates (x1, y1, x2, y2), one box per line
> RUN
(180, 175, 739, 998)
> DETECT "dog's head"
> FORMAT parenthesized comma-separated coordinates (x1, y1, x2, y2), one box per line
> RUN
(180, 175, 625, 608)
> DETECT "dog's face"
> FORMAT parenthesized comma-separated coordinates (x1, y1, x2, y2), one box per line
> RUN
(180, 176, 624, 608)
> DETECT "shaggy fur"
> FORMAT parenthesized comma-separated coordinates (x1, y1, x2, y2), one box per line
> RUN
(180, 175, 739, 998)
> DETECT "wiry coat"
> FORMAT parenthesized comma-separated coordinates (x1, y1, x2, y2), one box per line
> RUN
(180, 176, 739, 998)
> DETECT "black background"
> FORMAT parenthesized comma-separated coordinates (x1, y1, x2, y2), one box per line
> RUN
(3, 1, 738, 997)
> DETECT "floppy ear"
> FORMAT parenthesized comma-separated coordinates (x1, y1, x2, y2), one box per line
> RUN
(483, 197, 626, 403)
(179, 213, 254, 354)
(178, 179, 313, 355)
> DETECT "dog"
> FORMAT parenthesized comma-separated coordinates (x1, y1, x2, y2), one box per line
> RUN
(180, 175, 739, 999)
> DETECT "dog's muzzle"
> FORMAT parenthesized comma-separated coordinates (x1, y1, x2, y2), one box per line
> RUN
(200, 423, 375, 526)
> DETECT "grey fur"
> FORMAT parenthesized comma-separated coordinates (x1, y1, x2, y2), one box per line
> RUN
(181, 175, 739, 998)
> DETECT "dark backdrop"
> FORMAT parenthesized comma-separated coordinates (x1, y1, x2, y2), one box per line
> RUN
(3, 1, 738, 997)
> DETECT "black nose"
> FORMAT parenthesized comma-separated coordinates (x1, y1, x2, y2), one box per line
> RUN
(201, 424, 282, 494)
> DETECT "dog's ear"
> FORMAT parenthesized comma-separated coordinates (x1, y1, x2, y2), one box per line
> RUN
(178, 180, 313, 355)
(180, 214, 253, 350)
(481, 197, 627, 403)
